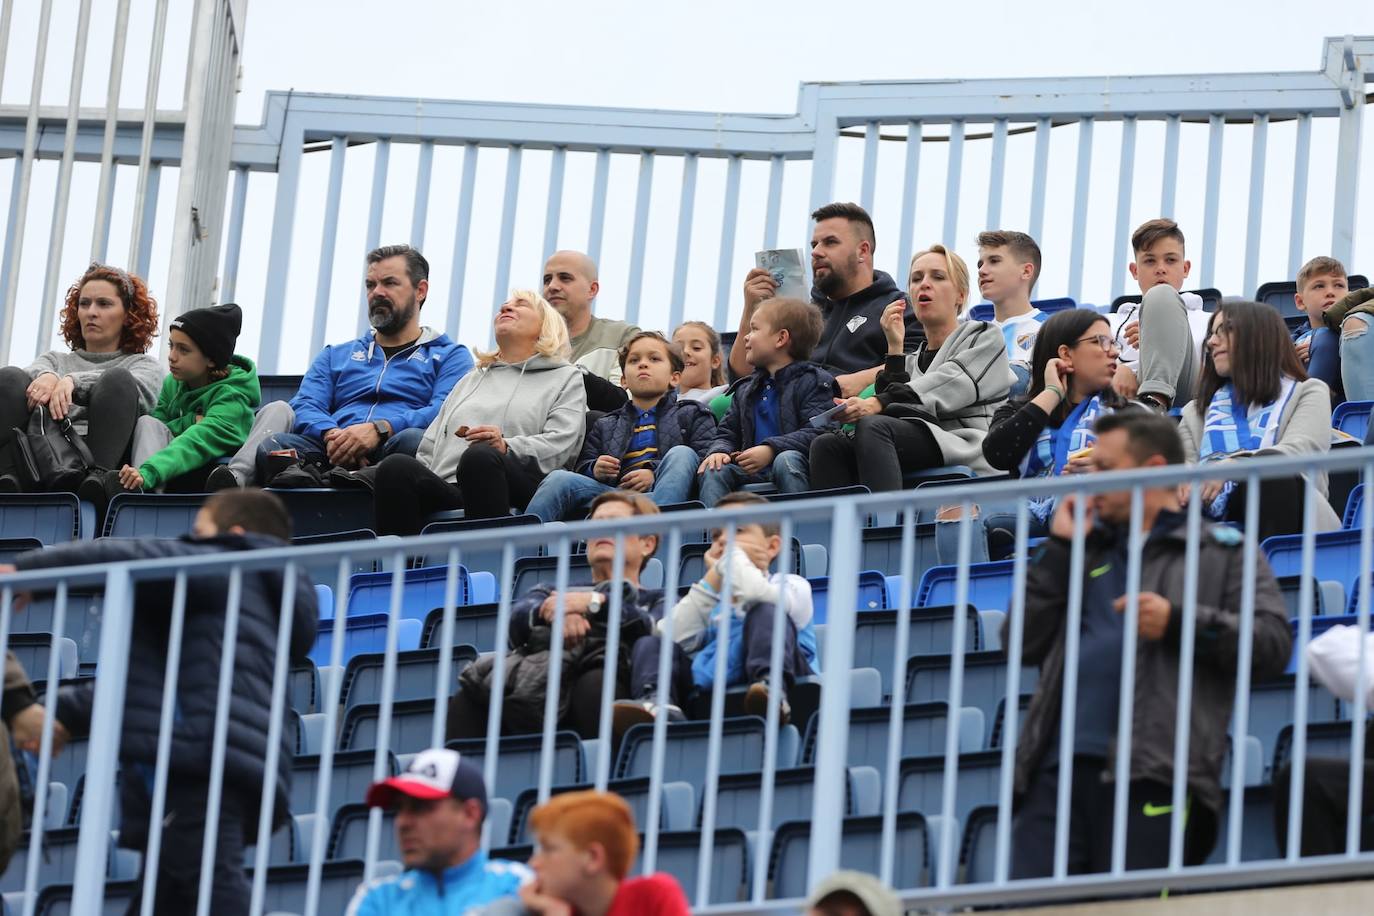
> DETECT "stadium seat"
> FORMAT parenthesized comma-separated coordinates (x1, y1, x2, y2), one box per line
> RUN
(801, 703, 984, 777)
(345, 564, 492, 621)
(1332, 400, 1373, 442)
(445, 732, 586, 805)
(338, 697, 445, 755)
(987, 694, 1033, 750)
(853, 607, 983, 698)
(1243, 675, 1341, 780)
(635, 829, 749, 905)
(0, 493, 87, 544)
(1263, 530, 1364, 607)
(32, 879, 136, 915)
(509, 776, 695, 844)
(705, 767, 843, 833)
(1256, 275, 1369, 322)
(102, 493, 202, 538)
(968, 297, 1076, 322)
(308, 614, 422, 667)
(0, 828, 81, 894)
(422, 603, 501, 654)
(1204, 785, 1280, 864)
(809, 571, 889, 625)
(1111, 287, 1222, 313)
(508, 555, 664, 598)
(6, 634, 78, 681)
(256, 375, 304, 404)
(266, 488, 375, 538)
(417, 512, 545, 573)
(1344, 484, 1365, 529)
(960, 804, 1001, 883)
(770, 813, 927, 897)
(0, 536, 42, 562)
(906, 652, 1040, 746)
(764, 486, 870, 548)
(1272, 720, 1358, 776)
(288, 660, 320, 715)
(290, 749, 396, 824)
(252, 860, 365, 915)
(861, 524, 941, 585)
(337, 645, 477, 715)
(292, 527, 379, 590)
(1276, 575, 1327, 619)
(242, 818, 295, 867)
(897, 751, 1003, 826)
(615, 718, 769, 787)
(916, 561, 1014, 613)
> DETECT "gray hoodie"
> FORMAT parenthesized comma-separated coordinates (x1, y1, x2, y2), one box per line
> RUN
(418, 354, 587, 481)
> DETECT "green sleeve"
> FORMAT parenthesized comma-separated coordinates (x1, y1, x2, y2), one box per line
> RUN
(148, 376, 179, 424)
(137, 387, 254, 489)
(709, 393, 732, 422)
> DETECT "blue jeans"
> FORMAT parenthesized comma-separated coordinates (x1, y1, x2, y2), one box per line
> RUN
(1009, 364, 1032, 399)
(254, 425, 424, 481)
(1340, 313, 1374, 403)
(523, 445, 701, 522)
(697, 449, 810, 508)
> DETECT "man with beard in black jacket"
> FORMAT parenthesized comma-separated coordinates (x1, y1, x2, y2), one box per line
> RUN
(3, 489, 317, 916)
(729, 202, 920, 397)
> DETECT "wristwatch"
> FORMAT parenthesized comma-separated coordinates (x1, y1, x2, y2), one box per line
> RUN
(587, 592, 605, 615)
(372, 419, 391, 442)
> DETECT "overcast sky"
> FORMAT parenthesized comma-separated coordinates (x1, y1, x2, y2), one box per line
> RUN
(3, 1, 1373, 369)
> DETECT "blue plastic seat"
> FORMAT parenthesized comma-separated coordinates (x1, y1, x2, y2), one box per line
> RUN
(635, 829, 749, 905)
(706, 767, 841, 833)
(265, 488, 375, 538)
(288, 660, 320, 714)
(0, 493, 88, 545)
(256, 375, 304, 404)
(6, 633, 78, 681)
(916, 561, 1014, 612)
(1332, 400, 1373, 443)
(253, 860, 364, 916)
(290, 749, 395, 823)
(1276, 575, 1327, 619)
(509, 775, 692, 844)
(763, 486, 870, 548)
(770, 813, 927, 896)
(615, 718, 767, 788)
(445, 732, 585, 804)
(1243, 676, 1340, 778)
(1345, 484, 1365, 529)
(853, 607, 983, 698)
(801, 703, 983, 778)
(860, 524, 940, 583)
(422, 603, 500, 654)
(339, 698, 445, 754)
(906, 652, 1040, 746)
(809, 570, 889, 625)
(988, 694, 1033, 750)
(0, 828, 81, 894)
(1262, 530, 1364, 605)
(338, 646, 478, 714)
(960, 804, 1001, 883)
(1272, 719, 1358, 776)
(345, 564, 491, 620)
(1203, 785, 1280, 863)
(329, 803, 398, 861)
(308, 614, 421, 666)
(968, 297, 1076, 322)
(897, 751, 1003, 825)
(32, 879, 136, 915)
(102, 493, 202, 538)
(417, 512, 544, 572)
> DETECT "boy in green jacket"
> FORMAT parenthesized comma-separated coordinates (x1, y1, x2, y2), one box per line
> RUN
(90, 303, 259, 502)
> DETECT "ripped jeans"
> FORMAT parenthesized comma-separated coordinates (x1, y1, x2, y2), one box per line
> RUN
(1339, 313, 1374, 403)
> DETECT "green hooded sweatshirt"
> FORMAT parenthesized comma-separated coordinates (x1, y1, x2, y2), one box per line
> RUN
(138, 355, 261, 489)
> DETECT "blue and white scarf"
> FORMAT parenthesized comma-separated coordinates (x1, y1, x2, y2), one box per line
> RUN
(1020, 394, 1107, 524)
(1198, 377, 1298, 516)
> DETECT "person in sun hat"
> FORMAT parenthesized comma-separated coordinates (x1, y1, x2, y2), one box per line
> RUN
(806, 870, 901, 916)
(346, 748, 531, 915)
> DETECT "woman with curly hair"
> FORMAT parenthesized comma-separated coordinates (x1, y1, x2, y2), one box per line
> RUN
(0, 263, 163, 492)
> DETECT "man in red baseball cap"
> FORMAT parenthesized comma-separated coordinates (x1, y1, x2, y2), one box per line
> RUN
(346, 748, 530, 915)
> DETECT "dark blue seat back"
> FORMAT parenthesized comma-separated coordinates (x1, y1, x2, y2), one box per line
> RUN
(0, 493, 83, 543)
(770, 813, 926, 896)
(445, 732, 585, 805)
(615, 718, 767, 787)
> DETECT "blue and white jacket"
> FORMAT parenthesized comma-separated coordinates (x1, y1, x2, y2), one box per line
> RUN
(289, 327, 473, 441)
(345, 851, 530, 916)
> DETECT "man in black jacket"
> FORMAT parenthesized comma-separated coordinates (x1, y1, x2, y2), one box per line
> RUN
(4, 489, 317, 916)
(729, 202, 919, 396)
(1006, 411, 1291, 877)
(448, 491, 668, 741)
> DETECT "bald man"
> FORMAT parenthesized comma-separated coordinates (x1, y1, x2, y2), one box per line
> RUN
(543, 251, 640, 390)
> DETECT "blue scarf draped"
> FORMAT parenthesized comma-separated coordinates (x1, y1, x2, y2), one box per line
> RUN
(1021, 394, 1106, 524)
(1197, 378, 1297, 516)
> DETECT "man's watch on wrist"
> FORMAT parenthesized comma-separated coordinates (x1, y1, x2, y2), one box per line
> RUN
(372, 420, 391, 442)
(587, 592, 605, 615)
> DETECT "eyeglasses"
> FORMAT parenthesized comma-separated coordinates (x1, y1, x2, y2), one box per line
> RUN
(1073, 334, 1120, 353)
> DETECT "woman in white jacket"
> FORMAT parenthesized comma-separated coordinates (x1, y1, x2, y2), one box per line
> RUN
(809, 244, 1014, 490)
(372, 290, 586, 532)
(1177, 300, 1337, 540)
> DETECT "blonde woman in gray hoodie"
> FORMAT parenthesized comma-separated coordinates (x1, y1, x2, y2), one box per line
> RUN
(372, 290, 587, 532)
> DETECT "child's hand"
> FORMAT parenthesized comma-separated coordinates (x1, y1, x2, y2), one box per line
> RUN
(619, 468, 654, 492)
(592, 455, 621, 482)
(734, 445, 775, 475)
(1295, 339, 1311, 364)
(117, 465, 144, 491)
(699, 452, 732, 473)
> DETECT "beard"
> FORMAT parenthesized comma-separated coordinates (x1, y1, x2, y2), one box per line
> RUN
(814, 250, 861, 298)
(369, 294, 417, 336)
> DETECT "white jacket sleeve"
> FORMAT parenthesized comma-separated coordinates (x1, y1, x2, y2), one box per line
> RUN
(665, 582, 716, 648)
(1307, 624, 1374, 710)
(772, 573, 814, 631)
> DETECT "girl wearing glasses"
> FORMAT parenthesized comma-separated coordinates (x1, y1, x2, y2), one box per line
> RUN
(981, 308, 1125, 555)
(808, 244, 1014, 492)
(1177, 301, 1337, 539)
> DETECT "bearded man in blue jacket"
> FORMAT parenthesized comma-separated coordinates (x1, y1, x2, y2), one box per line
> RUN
(207, 244, 473, 489)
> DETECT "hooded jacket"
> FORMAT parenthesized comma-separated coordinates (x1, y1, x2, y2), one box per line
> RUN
(0, 651, 37, 873)
(1005, 519, 1291, 820)
(289, 327, 472, 442)
(811, 270, 919, 376)
(577, 390, 716, 480)
(1320, 286, 1374, 333)
(137, 354, 261, 489)
(869, 318, 1015, 475)
(17, 534, 318, 846)
(419, 354, 587, 481)
(706, 361, 839, 458)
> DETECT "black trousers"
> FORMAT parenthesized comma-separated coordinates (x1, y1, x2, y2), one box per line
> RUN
(122, 778, 250, 916)
(372, 445, 544, 535)
(0, 364, 141, 480)
(446, 666, 618, 742)
(808, 415, 944, 492)
(628, 635, 695, 707)
(1011, 756, 1216, 878)
(1272, 756, 1374, 856)
(1223, 475, 1308, 542)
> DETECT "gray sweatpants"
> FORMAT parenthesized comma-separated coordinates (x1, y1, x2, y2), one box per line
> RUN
(130, 416, 175, 489)
(1136, 284, 1198, 407)
(225, 400, 295, 485)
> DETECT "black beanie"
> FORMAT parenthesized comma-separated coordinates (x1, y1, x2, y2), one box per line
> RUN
(171, 303, 242, 370)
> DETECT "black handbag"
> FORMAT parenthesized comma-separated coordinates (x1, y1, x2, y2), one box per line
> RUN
(11, 407, 97, 492)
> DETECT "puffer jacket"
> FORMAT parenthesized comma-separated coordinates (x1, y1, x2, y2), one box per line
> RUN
(1004, 518, 1291, 820)
(706, 361, 839, 458)
(576, 390, 716, 480)
(16, 534, 318, 846)
(0, 651, 37, 873)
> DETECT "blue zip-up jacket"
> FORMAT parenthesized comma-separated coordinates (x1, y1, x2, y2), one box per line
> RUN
(289, 327, 473, 441)
(706, 360, 839, 457)
(576, 389, 717, 480)
(345, 850, 530, 915)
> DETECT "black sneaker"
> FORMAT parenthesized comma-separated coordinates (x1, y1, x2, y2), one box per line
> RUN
(0, 473, 21, 494)
(743, 681, 790, 725)
(205, 465, 241, 492)
(266, 463, 328, 489)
